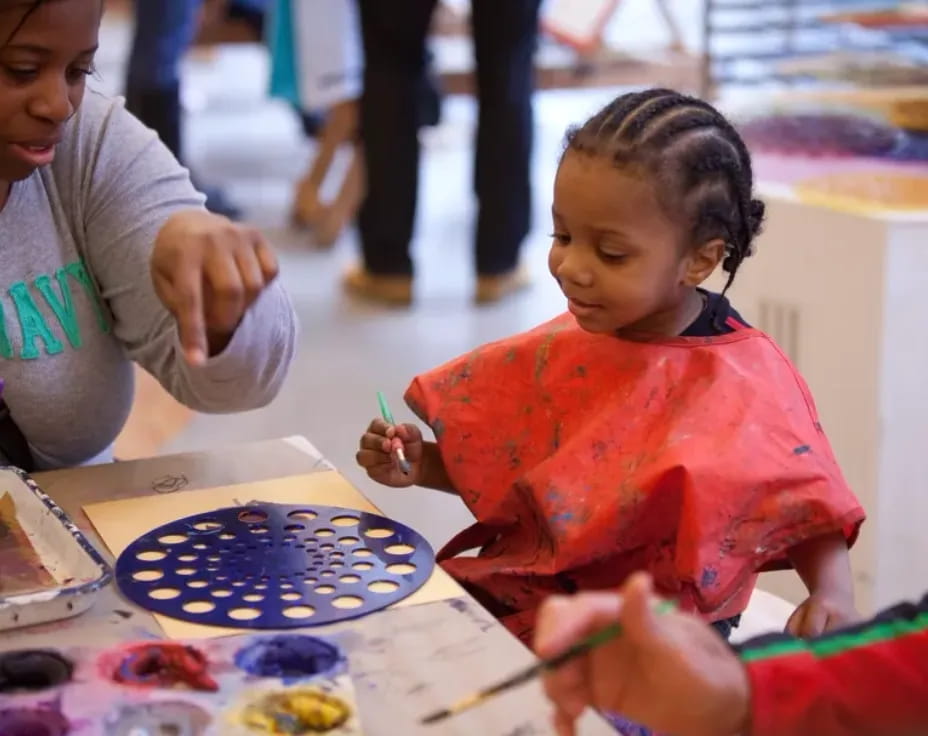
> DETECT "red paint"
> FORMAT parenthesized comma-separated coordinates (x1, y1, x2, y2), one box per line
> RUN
(104, 642, 218, 692)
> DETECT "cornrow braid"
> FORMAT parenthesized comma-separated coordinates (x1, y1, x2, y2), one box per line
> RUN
(565, 88, 765, 295)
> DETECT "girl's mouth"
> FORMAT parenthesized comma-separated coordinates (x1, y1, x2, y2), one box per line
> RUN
(567, 297, 603, 317)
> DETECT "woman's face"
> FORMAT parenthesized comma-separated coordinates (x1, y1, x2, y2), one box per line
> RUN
(0, 0, 100, 183)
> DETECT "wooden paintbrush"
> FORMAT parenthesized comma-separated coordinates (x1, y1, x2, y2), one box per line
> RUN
(421, 599, 677, 725)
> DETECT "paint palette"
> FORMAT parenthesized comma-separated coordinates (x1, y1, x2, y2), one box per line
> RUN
(0, 633, 364, 735)
(115, 504, 435, 628)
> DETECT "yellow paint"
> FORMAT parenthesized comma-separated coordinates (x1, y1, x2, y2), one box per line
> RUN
(795, 172, 928, 213)
(241, 689, 351, 733)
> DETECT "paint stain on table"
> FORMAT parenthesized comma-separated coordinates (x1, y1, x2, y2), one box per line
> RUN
(0, 492, 56, 596)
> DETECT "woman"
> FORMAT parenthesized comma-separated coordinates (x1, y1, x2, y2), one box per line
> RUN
(0, 0, 296, 469)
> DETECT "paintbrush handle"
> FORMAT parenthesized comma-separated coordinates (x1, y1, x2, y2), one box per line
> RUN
(490, 600, 677, 692)
(376, 391, 395, 425)
(474, 623, 624, 701)
(543, 622, 624, 670)
(543, 599, 676, 671)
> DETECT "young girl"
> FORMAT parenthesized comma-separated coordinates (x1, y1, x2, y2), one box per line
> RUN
(357, 89, 865, 647)
(0, 0, 296, 470)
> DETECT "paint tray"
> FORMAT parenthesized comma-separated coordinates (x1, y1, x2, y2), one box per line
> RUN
(0, 467, 111, 631)
(0, 633, 364, 735)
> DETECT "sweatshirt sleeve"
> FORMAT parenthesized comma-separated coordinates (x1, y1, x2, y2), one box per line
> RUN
(737, 593, 928, 736)
(73, 91, 297, 413)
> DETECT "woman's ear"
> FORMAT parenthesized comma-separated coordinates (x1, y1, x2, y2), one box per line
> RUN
(683, 238, 725, 286)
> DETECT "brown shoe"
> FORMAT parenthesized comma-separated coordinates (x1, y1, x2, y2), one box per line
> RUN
(475, 266, 531, 304)
(343, 264, 413, 306)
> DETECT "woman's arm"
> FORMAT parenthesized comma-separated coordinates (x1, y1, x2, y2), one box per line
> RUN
(76, 92, 296, 413)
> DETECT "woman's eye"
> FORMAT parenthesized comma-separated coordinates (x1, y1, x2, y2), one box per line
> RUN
(67, 67, 94, 83)
(4, 67, 38, 81)
(549, 232, 571, 245)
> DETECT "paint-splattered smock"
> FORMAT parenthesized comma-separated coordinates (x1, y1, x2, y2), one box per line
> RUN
(405, 311, 865, 641)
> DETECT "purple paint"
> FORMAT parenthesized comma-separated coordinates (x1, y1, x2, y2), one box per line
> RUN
(0, 706, 69, 736)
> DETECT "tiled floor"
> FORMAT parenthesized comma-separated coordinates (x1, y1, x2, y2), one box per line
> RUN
(94, 4, 690, 548)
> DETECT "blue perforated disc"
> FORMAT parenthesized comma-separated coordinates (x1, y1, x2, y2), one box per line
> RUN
(115, 504, 435, 628)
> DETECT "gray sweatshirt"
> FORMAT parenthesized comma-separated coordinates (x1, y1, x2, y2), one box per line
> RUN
(0, 90, 297, 469)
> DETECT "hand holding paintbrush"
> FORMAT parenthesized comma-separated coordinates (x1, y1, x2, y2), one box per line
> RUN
(422, 575, 749, 736)
(356, 394, 425, 488)
(534, 573, 750, 736)
(376, 392, 411, 475)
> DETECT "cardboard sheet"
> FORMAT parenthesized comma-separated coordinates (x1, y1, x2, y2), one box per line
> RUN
(84, 472, 462, 639)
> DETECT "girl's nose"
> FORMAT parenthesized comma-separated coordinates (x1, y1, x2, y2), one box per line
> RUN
(556, 249, 594, 288)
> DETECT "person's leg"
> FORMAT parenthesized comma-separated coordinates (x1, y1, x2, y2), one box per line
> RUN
(227, 0, 267, 38)
(470, 0, 541, 286)
(354, 0, 437, 278)
(125, 0, 201, 159)
(125, 0, 240, 219)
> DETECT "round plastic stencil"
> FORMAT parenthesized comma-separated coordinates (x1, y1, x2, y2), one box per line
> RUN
(115, 504, 435, 628)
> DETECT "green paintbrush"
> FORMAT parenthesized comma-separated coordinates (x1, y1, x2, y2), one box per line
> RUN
(421, 599, 677, 725)
(377, 391, 411, 475)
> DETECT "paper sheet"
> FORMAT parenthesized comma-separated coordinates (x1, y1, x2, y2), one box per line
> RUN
(84, 472, 462, 639)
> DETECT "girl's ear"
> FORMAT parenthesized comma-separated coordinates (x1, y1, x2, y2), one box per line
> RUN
(683, 238, 725, 287)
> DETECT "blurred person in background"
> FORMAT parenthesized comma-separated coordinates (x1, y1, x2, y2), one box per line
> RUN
(268, 0, 443, 249)
(124, 0, 267, 219)
(345, 0, 542, 306)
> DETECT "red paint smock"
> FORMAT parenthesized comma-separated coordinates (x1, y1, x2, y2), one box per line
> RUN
(405, 314, 865, 640)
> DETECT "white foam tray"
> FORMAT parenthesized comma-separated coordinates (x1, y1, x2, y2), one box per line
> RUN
(0, 467, 111, 631)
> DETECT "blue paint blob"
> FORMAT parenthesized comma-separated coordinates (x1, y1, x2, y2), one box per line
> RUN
(234, 635, 340, 680)
(793, 445, 812, 455)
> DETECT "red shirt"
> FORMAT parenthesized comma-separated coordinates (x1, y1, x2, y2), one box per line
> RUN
(742, 593, 928, 735)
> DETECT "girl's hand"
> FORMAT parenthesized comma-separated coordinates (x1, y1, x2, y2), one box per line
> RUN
(151, 210, 279, 365)
(535, 574, 751, 736)
(786, 591, 859, 638)
(356, 419, 424, 488)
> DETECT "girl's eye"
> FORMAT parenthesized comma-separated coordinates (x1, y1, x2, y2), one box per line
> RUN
(549, 232, 570, 246)
(599, 251, 627, 263)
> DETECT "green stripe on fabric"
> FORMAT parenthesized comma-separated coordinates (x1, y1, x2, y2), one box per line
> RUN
(741, 612, 928, 664)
